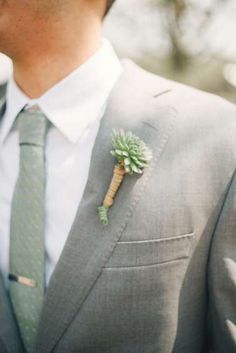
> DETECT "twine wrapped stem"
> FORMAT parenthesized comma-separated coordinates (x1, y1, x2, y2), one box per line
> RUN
(98, 162, 126, 225)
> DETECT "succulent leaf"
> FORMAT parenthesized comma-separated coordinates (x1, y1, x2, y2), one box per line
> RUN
(124, 158, 131, 166)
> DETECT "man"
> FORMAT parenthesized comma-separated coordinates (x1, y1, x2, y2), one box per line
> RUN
(0, 0, 235, 352)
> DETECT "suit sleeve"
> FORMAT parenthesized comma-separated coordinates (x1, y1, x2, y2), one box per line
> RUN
(208, 169, 236, 353)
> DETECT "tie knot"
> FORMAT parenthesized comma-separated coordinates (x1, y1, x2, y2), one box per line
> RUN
(16, 106, 50, 146)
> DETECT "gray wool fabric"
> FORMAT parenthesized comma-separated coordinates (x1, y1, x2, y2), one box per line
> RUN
(0, 60, 235, 353)
(8, 107, 49, 352)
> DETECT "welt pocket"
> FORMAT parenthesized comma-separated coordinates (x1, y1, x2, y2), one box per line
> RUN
(104, 232, 194, 268)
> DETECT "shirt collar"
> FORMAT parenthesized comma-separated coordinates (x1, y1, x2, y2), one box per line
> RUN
(0, 39, 122, 144)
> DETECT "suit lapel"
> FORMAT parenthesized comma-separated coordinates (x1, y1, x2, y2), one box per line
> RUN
(0, 87, 6, 119)
(34, 61, 177, 353)
(0, 274, 25, 353)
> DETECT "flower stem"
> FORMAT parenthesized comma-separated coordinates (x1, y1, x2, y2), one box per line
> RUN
(98, 162, 126, 225)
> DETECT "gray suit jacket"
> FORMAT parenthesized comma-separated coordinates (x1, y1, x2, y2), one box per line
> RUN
(0, 60, 236, 353)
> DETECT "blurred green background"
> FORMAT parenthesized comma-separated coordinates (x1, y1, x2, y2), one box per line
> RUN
(0, 0, 236, 103)
(104, 0, 236, 103)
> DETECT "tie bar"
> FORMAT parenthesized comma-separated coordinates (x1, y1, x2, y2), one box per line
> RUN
(9, 273, 37, 288)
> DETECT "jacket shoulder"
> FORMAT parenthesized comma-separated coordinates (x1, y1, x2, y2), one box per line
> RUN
(122, 59, 236, 125)
(121, 59, 236, 166)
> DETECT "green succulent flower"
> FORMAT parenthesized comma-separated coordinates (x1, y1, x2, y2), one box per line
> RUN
(110, 129, 153, 174)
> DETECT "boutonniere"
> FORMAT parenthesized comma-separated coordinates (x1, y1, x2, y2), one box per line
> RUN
(98, 129, 153, 225)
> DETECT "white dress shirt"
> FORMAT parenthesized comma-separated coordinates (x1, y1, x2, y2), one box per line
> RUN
(0, 39, 122, 288)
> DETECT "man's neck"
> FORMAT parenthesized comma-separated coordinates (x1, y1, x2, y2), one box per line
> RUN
(13, 25, 102, 99)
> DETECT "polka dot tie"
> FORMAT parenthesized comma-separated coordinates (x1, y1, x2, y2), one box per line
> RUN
(9, 106, 50, 352)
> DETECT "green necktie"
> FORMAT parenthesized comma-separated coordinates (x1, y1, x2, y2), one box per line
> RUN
(9, 106, 49, 352)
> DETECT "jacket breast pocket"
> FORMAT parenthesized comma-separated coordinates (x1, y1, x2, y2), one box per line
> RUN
(104, 232, 194, 268)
